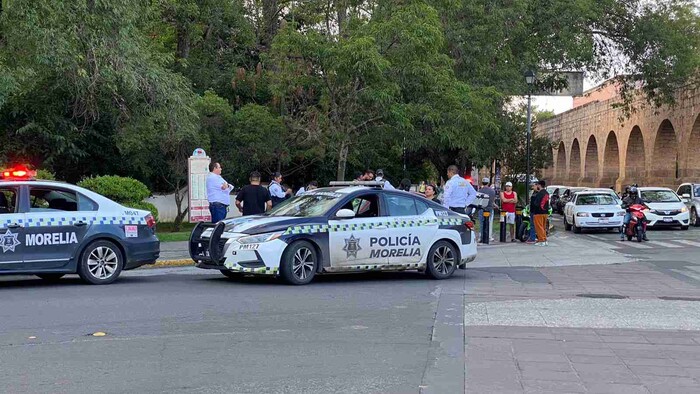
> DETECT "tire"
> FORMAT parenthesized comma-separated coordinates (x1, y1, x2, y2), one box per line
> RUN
(77, 240, 124, 285)
(627, 235, 633, 241)
(219, 269, 242, 279)
(681, 225, 689, 231)
(280, 241, 318, 285)
(636, 226, 643, 242)
(518, 222, 529, 242)
(573, 221, 582, 234)
(425, 240, 458, 280)
(691, 208, 699, 227)
(564, 217, 572, 231)
(36, 273, 65, 281)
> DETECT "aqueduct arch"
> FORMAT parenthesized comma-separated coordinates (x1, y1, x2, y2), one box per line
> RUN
(625, 126, 646, 184)
(601, 131, 620, 188)
(685, 114, 700, 179)
(582, 135, 599, 186)
(555, 142, 566, 180)
(651, 120, 678, 181)
(569, 138, 581, 184)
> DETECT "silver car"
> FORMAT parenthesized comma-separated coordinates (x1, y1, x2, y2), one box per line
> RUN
(677, 183, 700, 227)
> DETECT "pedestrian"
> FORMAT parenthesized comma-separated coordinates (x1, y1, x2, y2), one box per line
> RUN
(296, 180, 318, 196)
(362, 169, 375, 181)
(530, 180, 550, 246)
(418, 181, 426, 194)
(500, 181, 518, 242)
(206, 162, 233, 223)
(478, 177, 496, 243)
(399, 178, 411, 192)
(235, 171, 272, 216)
(269, 171, 292, 207)
(424, 184, 441, 204)
(442, 165, 477, 214)
(375, 169, 395, 190)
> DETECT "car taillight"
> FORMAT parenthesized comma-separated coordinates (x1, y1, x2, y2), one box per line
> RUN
(465, 221, 474, 230)
(146, 214, 156, 229)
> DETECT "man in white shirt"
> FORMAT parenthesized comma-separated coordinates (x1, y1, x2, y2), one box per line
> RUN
(442, 165, 477, 214)
(206, 162, 233, 223)
(375, 169, 395, 190)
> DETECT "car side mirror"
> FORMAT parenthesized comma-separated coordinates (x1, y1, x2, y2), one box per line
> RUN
(335, 209, 356, 219)
(682, 193, 691, 200)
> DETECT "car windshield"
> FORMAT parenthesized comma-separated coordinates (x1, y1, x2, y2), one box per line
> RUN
(695, 185, 700, 197)
(266, 192, 343, 217)
(576, 194, 617, 206)
(641, 190, 680, 203)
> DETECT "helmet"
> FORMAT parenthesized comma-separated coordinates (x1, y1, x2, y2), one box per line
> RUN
(629, 186, 638, 193)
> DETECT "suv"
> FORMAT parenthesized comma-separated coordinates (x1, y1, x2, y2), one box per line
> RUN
(677, 183, 700, 227)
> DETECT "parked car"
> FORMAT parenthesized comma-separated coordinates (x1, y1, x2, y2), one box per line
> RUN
(636, 187, 690, 230)
(554, 187, 587, 214)
(676, 183, 700, 227)
(546, 185, 567, 213)
(563, 191, 625, 233)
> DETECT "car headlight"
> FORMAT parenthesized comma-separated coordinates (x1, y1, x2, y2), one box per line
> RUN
(576, 212, 590, 217)
(237, 232, 283, 244)
(681, 207, 688, 213)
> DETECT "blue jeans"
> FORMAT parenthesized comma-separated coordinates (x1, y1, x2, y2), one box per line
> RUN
(620, 212, 631, 239)
(209, 203, 228, 223)
(529, 220, 536, 241)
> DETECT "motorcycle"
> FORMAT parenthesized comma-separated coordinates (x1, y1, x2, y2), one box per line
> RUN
(625, 203, 648, 242)
(517, 206, 552, 242)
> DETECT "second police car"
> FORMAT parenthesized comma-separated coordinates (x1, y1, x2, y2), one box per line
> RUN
(0, 167, 160, 284)
(189, 183, 477, 285)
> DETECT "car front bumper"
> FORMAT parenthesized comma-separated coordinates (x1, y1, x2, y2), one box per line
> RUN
(645, 212, 690, 227)
(575, 217, 624, 228)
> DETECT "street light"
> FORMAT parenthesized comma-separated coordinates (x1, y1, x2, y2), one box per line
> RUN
(524, 70, 535, 203)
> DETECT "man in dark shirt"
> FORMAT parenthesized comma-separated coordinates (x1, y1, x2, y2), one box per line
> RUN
(235, 171, 272, 216)
(530, 180, 550, 246)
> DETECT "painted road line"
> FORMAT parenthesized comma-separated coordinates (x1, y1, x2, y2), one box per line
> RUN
(623, 242, 653, 249)
(674, 239, 700, 248)
(647, 240, 683, 249)
(586, 234, 609, 241)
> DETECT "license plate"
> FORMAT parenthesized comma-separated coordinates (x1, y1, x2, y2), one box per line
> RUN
(663, 217, 673, 222)
(598, 218, 608, 223)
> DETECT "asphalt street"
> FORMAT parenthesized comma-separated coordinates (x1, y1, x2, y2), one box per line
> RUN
(1, 221, 699, 393)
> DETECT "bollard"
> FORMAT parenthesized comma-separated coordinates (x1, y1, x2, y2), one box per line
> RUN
(482, 211, 490, 245)
(515, 210, 523, 233)
(499, 212, 507, 242)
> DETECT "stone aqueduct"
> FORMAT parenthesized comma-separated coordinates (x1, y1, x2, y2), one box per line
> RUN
(539, 84, 700, 191)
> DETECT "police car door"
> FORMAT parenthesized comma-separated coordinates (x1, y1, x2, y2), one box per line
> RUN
(383, 194, 436, 265)
(0, 186, 26, 269)
(24, 186, 93, 268)
(327, 192, 389, 267)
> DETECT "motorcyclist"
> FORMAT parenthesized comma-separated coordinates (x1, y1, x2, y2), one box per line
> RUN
(620, 186, 647, 241)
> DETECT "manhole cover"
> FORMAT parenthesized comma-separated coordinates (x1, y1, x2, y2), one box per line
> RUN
(576, 293, 628, 299)
(658, 296, 700, 302)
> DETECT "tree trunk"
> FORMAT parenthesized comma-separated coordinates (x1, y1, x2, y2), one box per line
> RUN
(173, 184, 189, 232)
(336, 137, 349, 181)
(176, 24, 190, 60)
(261, 0, 278, 49)
(336, 0, 348, 37)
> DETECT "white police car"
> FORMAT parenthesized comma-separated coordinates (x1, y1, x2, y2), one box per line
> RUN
(190, 183, 477, 285)
(0, 167, 159, 284)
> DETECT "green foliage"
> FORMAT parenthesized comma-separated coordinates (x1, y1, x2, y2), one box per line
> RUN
(35, 169, 55, 181)
(78, 176, 151, 203)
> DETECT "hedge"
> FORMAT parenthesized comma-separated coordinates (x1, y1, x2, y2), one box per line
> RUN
(78, 175, 150, 203)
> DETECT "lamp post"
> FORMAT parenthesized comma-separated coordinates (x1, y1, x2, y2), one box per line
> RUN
(524, 70, 536, 203)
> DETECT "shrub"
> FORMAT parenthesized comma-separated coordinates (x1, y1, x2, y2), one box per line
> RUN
(36, 169, 56, 180)
(78, 176, 150, 203)
(125, 201, 159, 222)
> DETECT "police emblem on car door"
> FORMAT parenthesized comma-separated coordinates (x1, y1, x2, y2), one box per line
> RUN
(328, 193, 389, 267)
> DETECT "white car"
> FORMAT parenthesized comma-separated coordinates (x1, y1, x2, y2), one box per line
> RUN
(563, 191, 625, 233)
(636, 187, 690, 230)
(189, 185, 477, 285)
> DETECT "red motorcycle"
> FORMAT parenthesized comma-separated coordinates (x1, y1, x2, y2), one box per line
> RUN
(625, 203, 648, 242)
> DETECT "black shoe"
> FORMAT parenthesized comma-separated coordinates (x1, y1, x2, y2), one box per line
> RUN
(643, 236, 649, 241)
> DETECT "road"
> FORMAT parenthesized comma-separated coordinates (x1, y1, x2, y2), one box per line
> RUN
(1, 221, 700, 393)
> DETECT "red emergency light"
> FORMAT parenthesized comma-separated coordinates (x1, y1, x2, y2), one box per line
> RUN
(1, 165, 36, 180)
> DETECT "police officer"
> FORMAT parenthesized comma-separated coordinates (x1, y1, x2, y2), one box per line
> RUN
(269, 172, 292, 207)
(442, 165, 477, 214)
(375, 169, 395, 190)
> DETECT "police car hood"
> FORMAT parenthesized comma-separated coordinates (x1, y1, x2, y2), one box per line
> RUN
(223, 216, 322, 235)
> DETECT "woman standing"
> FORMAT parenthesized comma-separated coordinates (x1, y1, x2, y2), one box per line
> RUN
(424, 184, 441, 204)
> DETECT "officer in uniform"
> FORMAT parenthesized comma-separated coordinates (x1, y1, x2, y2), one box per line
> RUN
(442, 165, 477, 214)
(269, 172, 292, 207)
(375, 169, 395, 190)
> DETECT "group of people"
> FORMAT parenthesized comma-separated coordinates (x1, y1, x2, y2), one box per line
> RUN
(206, 162, 319, 222)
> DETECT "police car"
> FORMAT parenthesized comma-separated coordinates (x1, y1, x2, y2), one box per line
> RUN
(189, 182, 477, 285)
(0, 166, 159, 284)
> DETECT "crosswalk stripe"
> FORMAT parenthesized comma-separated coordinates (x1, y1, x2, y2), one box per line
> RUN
(674, 240, 700, 248)
(587, 235, 608, 241)
(647, 241, 683, 248)
(623, 242, 652, 249)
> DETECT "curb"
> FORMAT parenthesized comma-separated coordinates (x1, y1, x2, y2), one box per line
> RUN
(142, 259, 194, 269)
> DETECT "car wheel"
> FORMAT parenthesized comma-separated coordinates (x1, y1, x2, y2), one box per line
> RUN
(36, 274, 65, 281)
(564, 216, 572, 231)
(573, 222, 582, 234)
(77, 240, 124, 285)
(681, 225, 689, 231)
(425, 240, 458, 280)
(280, 241, 317, 285)
(691, 208, 699, 227)
(219, 269, 242, 279)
